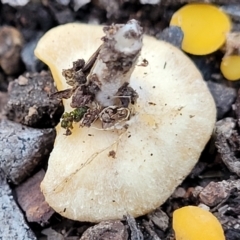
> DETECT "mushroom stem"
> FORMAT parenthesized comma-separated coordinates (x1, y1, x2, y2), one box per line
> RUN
(89, 19, 143, 107)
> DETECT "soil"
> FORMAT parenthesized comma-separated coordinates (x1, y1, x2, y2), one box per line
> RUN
(0, 1, 240, 240)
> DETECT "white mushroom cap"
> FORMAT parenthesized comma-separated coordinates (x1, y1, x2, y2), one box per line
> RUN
(35, 23, 216, 222)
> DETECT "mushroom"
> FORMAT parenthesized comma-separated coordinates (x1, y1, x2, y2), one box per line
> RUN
(34, 21, 216, 222)
(170, 3, 231, 55)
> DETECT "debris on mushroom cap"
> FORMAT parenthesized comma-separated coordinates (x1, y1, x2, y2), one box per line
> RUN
(173, 206, 225, 240)
(170, 3, 231, 55)
(34, 22, 216, 222)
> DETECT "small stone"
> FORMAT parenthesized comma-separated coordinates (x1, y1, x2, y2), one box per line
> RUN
(233, 89, 240, 125)
(125, 214, 144, 240)
(56, 0, 70, 5)
(192, 186, 204, 198)
(142, 220, 162, 240)
(5, 71, 63, 128)
(199, 181, 230, 207)
(190, 54, 220, 81)
(1, 0, 29, 7)
(18, 75, 28, 85)
(221, 4, 240, 22)
(0, 119, 55, 184)
(73, 0, 91, 11)
(157, 26, 183, 49)
(80, 221, 128, 240)
(172, 187, 186, 198)
(207, 81, 237, 119)
(0, 92, 8, 118)
(55, 8, 74, 25)
(92, 0, 121, 18)
(17, 3, 54, 40)
(225, 228, 240, 240)
(41, 228, 65, 239)
(147, 208, 169, 231)
(16, 169, 54, 224)
(215, 118, 240, 176)
(198, 203, 210, 211)
(0, 169, 36, 239)
(0, 26, 24, 75)
(140, 0, 160, 4)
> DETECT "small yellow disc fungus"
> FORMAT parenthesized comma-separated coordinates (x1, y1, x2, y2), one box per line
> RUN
(170, 3, 231, 55)
(220, 55, 240, 81)
(173, 206, 225, 240)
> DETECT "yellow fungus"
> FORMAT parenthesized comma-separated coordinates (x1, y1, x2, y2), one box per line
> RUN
(221, 55, 240, 81)
(170, 3, 231, 55)
(173, 206, 225, 240)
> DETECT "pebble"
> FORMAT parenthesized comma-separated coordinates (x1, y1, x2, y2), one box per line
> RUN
(221, 4, 240, 22)
(192, 186, 204, 198)
(21, 33, 45, 72)
(0, 119, 55, 184)
(0, 92, 8, 118)
(172, 187, 187, 198)
(0, 26, 24, 75)
(147, 208, 169, 231)
(200, 180, 240, 207)
(16, 169, 54, 225)
(198, 203, 210, 211)
(199, 181, 230, 207)
(156, 26, 183, 49)
(1, 0, 29, 7)
(56, 0, 71, 5)
(55, 8, 74, 24)
(140, 0, 160, 4)
(73, 0, 91, 11)
(215, 117, 240, 176)
(92, 0, 120, 18)
(5, 71, 63, 128)
(80, 221, 128, 240)
(207, 81, 237, 119)
(225, 228, 240, 240)
(0, 169, 36, 239)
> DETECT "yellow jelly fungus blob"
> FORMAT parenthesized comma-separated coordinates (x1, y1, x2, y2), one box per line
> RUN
(173, 206, 225, 240)
(170, 3, 231, 55)
(220, 55, 240, 81)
